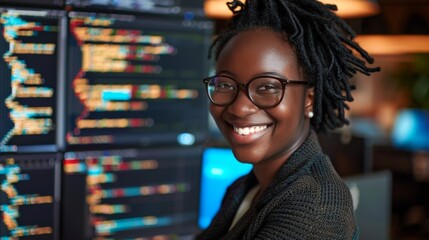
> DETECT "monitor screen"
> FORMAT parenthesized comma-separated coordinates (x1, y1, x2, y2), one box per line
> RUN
(64, 11, 212, 149)
(344, 171, 392, 240)
(65, 0, 203, 15)
(0, 153, 60, 239)
(0, 0, 64, 7)
(61, 146, 202, 239)
(0, 7, 65, 153)
(198, 147, 252, 229)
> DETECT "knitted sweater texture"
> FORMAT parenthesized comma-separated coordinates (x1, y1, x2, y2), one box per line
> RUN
(196, 131, 358, 240)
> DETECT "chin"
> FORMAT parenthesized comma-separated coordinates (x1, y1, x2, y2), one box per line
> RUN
(230, 146, 263, 165)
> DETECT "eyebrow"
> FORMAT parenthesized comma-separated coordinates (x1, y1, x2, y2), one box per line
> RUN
(215, 70, 235, 77)
(255, 71, 288, 79)
(215, 70, 290, 80)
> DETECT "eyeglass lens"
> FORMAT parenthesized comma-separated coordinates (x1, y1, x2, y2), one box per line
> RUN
(207, 76, 284, 108)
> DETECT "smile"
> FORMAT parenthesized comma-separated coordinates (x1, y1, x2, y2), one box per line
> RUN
(233, 125, 268, 136)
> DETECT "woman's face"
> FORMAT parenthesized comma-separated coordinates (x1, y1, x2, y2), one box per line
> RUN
(210, 28, 313, 167)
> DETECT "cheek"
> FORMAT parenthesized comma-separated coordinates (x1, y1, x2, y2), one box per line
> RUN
(273, 98, 298, 118)
(271, 92, 306, 127)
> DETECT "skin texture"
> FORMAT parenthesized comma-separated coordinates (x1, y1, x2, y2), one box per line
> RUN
(210, 28, 314, 192)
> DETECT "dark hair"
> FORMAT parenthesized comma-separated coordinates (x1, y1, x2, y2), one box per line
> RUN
(210, 0, 380, 132)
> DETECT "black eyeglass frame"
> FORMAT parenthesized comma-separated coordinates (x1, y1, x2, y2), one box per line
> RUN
(202, 75, 309, 109)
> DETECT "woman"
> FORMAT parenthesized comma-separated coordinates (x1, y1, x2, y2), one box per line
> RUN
(197, 0, 379, 239)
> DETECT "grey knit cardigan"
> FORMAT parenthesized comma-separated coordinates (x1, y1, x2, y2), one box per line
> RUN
(196, 130, 358, 240)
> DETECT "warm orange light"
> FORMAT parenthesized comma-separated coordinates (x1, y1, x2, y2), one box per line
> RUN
(204, 0, 231, 19)
(356, 35, 429, 55)
(204, 0, 380, 19)
(320, 0, 380, 18)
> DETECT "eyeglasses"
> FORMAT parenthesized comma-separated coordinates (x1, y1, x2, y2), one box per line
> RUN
(203, 75, 308, 109)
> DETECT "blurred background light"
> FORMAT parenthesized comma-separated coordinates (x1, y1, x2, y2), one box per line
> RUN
(356, 35, 429, 55)
(203, 0, 380, 19)
(392, 109, 429, 151)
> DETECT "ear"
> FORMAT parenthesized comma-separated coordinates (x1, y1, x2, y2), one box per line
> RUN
(304, 87, 314, 118)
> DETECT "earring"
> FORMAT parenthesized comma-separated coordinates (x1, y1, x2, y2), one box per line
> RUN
(308, 111, 314, 118)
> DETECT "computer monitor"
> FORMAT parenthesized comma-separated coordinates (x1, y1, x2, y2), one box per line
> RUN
(65, 0, 203, 16)
(64, 11, 213, 149)
(61, 146, 202, 239)
(0, 0, 64, 7)
(344, 171, 392, 240)
(0, 152, 61, 239)
(198, 147, 252, 229)
(0, 7, 66, 153)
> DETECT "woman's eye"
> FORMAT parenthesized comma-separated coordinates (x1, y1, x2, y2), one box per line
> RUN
(216, 82, 234, 90)
(258, 84, 275, 90)
(256, 84, 281, 93)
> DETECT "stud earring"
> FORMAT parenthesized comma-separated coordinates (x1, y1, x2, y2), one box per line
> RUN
(308, 111, 314, 118)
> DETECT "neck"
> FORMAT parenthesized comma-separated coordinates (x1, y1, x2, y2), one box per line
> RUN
(252, 127, 310, 193)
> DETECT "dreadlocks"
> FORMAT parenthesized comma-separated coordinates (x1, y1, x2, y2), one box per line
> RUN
(209, 0, 380, 132)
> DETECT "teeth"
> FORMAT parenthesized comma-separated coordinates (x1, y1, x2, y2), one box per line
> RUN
(233, 125, 267, 136)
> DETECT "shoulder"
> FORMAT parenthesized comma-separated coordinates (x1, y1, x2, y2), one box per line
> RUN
(310, 155, 357, 238)
(287, 153, 355, 220)
(310, 154, 354, 208)
(259, 155, 357, 239)
(273, 153, 352, 204)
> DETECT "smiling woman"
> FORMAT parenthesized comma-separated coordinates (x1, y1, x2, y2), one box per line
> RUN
(195, 0, 379, 240)
(209, 29, 311, 170)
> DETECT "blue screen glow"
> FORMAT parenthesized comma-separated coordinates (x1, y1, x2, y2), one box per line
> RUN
(199, 148, 252, 229)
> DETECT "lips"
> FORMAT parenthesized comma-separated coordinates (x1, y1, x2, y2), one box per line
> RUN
(226, 123, 270, 145)
(233, 125, 268, 136)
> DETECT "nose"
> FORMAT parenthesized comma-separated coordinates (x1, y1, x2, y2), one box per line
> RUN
(226, 88, 259, 117)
